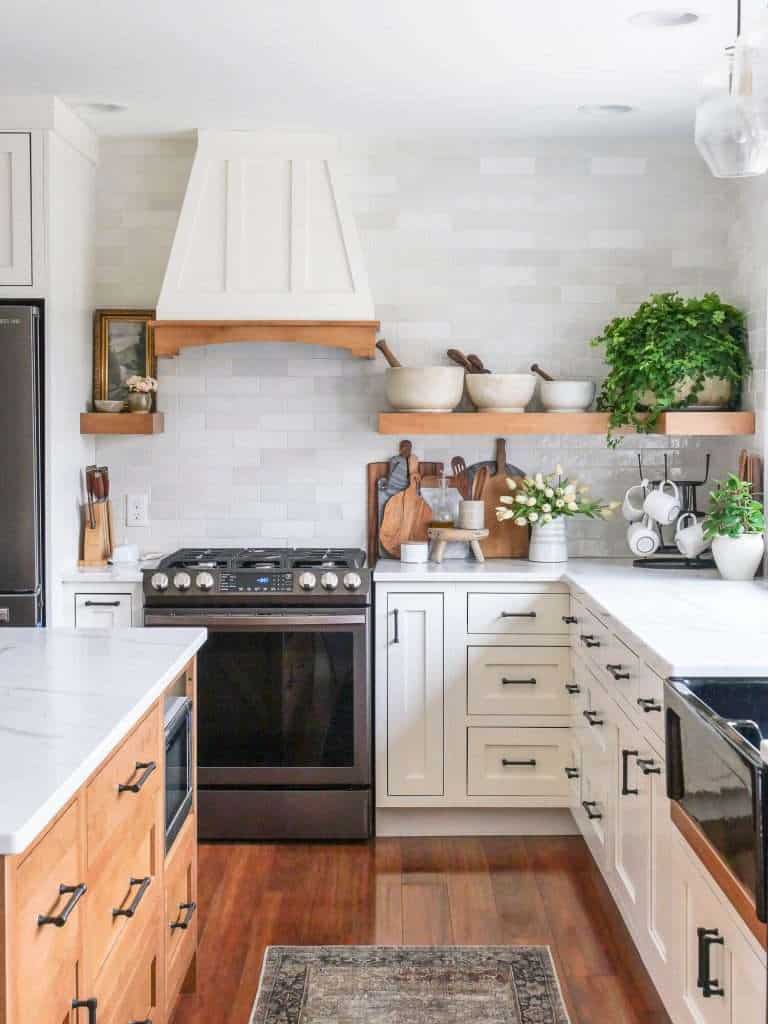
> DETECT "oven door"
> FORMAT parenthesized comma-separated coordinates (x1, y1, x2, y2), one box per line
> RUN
(146, 609, 370, 788)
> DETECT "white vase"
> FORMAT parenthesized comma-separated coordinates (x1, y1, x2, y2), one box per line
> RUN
(529, 518, 568, 563)
(711, 533, 764, 581)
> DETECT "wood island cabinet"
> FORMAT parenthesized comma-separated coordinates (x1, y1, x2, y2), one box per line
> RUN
(0, 657, 198, 1024)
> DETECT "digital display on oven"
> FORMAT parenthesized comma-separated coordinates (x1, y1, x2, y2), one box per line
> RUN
(255, 576, 270, 584)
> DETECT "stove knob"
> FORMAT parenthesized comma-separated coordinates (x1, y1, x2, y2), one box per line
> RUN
(196, 571, 215, 592)
(320, 571, 339, 592)
(173, 571, 192, 592)
(298, 572, 317, 592)
(150, 572, 169, 592)
(343, 572, 362, 592)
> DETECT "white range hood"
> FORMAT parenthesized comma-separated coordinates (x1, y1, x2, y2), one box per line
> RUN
(153, 131, 378, 358)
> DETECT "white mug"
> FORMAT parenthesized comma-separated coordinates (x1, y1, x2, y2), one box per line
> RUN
(627, 516, 660, 557)
(675, 513, 710, 560)
(622, 481, 648, 523)
(643, 480, 681, 525)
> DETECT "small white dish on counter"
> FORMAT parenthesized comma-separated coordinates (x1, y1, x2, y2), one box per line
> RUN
(400, 541, 429, 563)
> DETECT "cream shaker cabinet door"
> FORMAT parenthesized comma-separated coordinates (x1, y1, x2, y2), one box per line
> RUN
(386, 592, 444, 796)
(0, 134, 32, 286)
(74, 592, 133, 630)
(612, 702, 648, 923)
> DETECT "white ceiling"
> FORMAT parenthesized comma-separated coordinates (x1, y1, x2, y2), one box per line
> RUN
(0, 0, 762, 137)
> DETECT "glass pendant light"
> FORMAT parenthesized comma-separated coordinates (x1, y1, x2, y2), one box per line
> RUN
(695, 0, 768, 178)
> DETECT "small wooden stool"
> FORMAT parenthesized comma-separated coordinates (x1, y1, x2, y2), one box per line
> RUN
(427, 527, 489, 563)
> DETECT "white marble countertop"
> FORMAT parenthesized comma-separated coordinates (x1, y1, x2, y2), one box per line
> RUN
(0, 627, 206, 854)
(60, 562, 160, 584)
(374, 557, 768, 678)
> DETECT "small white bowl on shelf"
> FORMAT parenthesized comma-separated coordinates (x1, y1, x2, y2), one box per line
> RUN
(540, 380, 595, 413)
(465, 373, 537, 412)
(94, 399, 126, 413)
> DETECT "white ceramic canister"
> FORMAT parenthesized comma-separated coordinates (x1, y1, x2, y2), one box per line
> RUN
(400, 541, 429, 564)
(458, 500, 485, 530)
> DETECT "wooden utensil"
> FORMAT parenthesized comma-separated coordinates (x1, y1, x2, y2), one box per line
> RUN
(481, 438, 528, 558)
(467, 354, 491, 374)
(531, 363, 555, 381)
(471, 465, 488, 500)
(367, 452, 444, 564)
(375, 338, 403, 368)
(447, 349, 475, 372)
(451, 456, 469, 498)
(378, 455, 434, 558)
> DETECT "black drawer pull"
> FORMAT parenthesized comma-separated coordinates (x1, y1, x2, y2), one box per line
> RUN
(502, 758, 537, 767)
(83, 600, 121, 607)
(562, 615, 577, 624)
(565, 683, 581, 695)
(171, 900, 197, 931)
(637, 758, 661, 775)
(637, 697, 662, 713)
(112, 876, 151, 918)
(580, 634, 601, 648)
(501, 677, 537, 686)
(129, 1020, 152, 1024)
(118, 760, 157, 794)
(38, 882, 87, 927)
(582, 800, 603, 820)
(621, 749, 639, 796)
(72, 998, 98, 1024)
(501, 611, 537, 618)
(582, 709, 604, 727)
(606, 664, 630, 681)
(564, 766, 580, 779)
(697, 927, 725, 998)
(392, 608, 399, 644)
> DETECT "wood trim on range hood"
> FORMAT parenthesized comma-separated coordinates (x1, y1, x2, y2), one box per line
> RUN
(151, 319, 379, 358)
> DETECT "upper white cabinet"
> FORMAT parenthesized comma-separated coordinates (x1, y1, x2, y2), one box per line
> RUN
(0, 133, 32, 287)
(385, 592, 444, 797)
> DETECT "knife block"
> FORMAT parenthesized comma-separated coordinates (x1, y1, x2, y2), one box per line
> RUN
(79, 501, 114, 568)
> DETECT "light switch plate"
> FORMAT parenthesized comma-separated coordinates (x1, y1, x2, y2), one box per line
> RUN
(126, 493, 150, 527)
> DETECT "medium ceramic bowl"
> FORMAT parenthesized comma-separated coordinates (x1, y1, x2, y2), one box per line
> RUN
(540, 380, 596, 412)
(465, 373, 537, 413)
(94, 399, 126, 413)
(384, 366, 465, 412)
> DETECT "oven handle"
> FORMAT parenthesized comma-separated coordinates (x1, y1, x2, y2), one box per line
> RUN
(144, 612, 367, 628)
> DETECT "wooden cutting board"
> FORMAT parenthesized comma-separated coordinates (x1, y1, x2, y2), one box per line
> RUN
(379, 455, 434, 558)
(481, 438, 528, 558)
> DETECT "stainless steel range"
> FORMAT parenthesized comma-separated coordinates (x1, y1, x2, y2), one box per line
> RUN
(144, 547, 371, 841)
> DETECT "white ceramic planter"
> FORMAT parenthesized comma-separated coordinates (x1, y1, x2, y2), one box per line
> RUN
(528, 518, 568, 563)
(711, 533, 764, 581)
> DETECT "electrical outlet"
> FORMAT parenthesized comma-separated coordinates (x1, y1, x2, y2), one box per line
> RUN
(126, 493, 150, 527)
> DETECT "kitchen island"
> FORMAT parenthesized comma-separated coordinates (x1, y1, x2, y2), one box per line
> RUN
(0, 626, 206, 1024)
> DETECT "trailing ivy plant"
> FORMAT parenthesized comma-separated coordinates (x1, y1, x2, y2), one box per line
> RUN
(590, 292, 750, 447)
(703, 474, 765, 540)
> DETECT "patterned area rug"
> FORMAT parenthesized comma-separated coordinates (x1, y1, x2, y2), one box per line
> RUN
(250, 946, 571, 1023)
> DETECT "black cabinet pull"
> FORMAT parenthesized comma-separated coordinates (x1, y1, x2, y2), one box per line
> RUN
(697, 927, 725, 998)
(637, 758, 661, 775)
(582, 709, 604, 727)
(637, 697, 662, 713)
(621, 749, 639, 796)
(582, 800, 603, 820)
(580, 634, 601, 648)
(129, 1020, 152, 1024)
(392, 608, 399, 644)
(72, 998, 98, 1024)
(565, 683, 581, 695)
(501, 611, 537, 618)
(171, 900, 197, 931)
(564, 766, 580, 779)
(112, 876, 151, 918)
(606, 664, 630, 681)
(117, 760, 157, 794)
(562, 615, 577, 624)
(502, 758, 537, 767)
(37, 882, 87, 927)
(501, 677, 537, 686)
(83, 600, 121, 607)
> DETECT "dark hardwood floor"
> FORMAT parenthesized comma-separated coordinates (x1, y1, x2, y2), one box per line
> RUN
(172, 836, 671, 1024)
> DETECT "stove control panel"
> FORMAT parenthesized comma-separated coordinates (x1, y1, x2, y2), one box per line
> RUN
(219, 572, 294, 594)
(146, 566, 370, 598)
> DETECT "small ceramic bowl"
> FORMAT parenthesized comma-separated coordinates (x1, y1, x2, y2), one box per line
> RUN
(465, 373, 537, 412)
(540, 380, 595, 412)
(94, 399, 126, 413)
(384, 367, 465, 412)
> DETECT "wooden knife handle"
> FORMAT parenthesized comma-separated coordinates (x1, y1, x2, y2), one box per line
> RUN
(495, 437, 506, 473)
(376, 338, 402, 368)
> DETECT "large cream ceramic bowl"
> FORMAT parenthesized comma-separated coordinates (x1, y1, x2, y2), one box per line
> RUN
(465, 373, 537, 413)
(540, 380, 596, 412)
(384, 366, 465, 412)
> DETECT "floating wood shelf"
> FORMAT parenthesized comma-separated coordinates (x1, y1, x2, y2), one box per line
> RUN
(80, 412, 165, 435)
(151, 320, 379, 358)
(377, 410, 756, 437)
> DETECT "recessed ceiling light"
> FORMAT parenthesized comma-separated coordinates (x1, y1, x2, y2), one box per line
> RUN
(76, 102, 127, 114)
(578, 104, 635, 115)
(629, 10, 700, 28)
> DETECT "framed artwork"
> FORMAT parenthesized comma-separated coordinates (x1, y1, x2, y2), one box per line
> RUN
(92, 309, 156, 404)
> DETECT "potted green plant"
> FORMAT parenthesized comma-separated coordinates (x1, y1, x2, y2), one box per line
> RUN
(591, 292, 750, 446)
(703, 474, 765, 580)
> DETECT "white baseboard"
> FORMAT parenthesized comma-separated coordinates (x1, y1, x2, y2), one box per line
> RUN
(375, 807, 578, 837)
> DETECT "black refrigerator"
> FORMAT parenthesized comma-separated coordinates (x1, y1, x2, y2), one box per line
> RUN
(0, 303, 44, 626)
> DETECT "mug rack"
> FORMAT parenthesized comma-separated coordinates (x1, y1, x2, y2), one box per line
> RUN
(632, 452, 715, 570)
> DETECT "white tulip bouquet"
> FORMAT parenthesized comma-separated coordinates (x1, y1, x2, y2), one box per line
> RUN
(496, 465, 619, 528)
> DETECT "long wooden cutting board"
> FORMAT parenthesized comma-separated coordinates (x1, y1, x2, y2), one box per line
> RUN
(481, 438, 528, 558)
(379, 455, 434, 558)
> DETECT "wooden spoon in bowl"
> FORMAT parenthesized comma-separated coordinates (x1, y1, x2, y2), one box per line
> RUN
(530, 363, 555, 382)
(376, 338, 403, 368)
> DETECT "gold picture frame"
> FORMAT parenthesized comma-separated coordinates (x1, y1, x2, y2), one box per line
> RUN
(92, 309, 156, 405)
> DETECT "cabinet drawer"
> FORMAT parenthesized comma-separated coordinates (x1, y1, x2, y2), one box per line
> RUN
(86, 792, 160, 980)
(86, 706, 160, 870)
(14, 800, 82, 1021)
(95, 912, 161, 1024)
(467, 593, 569, 635)
(575, 604, 611, 664)
(166, 814, 198, 1006)
(75, 592, 132, 630)
(467, 647, 569, 716)
(467, 727, 569, 797)
(636, 663, 665, 739)
(600, 633, 640, 710)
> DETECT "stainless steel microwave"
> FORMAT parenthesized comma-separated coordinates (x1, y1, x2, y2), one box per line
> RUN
(165, 696, 194, 852)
